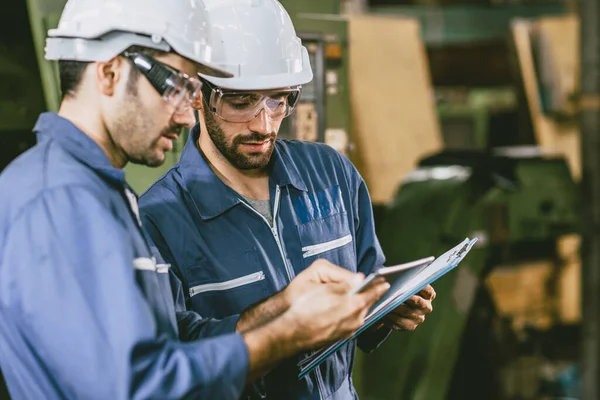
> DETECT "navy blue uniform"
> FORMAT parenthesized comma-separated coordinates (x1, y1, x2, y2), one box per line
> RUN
(140, 125, 391, 399)
(0, 113, 249, 400)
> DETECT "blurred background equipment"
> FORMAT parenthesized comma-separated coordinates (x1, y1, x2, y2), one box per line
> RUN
(0, 0, 45, 172)
(1, 0, 595, 398)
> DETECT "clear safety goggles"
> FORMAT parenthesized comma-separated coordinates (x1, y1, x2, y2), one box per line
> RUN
(123, 52, 203, 115)
(207, 85, 302, 123)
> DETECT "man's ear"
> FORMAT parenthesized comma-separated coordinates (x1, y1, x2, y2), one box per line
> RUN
(95, 56, 125, 97)
(191, 92, 204, 111)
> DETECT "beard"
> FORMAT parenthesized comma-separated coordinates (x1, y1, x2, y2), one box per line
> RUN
(130, 123, 181, 167)
(203, 107, 276, 170)
(111, 85, 181, 168)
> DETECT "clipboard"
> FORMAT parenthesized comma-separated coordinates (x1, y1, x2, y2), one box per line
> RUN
(348, 256, 436, 295)
(297, 237, 478, 379)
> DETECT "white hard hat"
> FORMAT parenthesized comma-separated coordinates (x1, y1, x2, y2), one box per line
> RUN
(199, 0, 313, 90)
(45, 0, 232, 78)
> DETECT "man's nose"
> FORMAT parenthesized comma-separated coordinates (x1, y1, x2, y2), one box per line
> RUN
(248, 109, 275, 135)
(172, 106, 196, 129)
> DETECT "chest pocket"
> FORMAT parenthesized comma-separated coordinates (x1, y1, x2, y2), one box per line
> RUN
(182, 249, 269, 319)
(294, 186, 357, 272)
(133, 258, 178, 336)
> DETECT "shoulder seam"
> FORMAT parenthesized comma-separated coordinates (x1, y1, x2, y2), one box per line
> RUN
(140, 165, 181, 199)
(42, 139, 52, 190)
(140, 169, 182, 204)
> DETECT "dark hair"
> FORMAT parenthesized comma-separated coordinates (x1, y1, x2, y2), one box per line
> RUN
(58, 60, 89, 99)
(200, 78, 213, 107)
(58, 45, 168, 99)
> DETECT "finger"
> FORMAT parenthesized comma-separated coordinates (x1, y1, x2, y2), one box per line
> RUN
(383, 318, 419, 331)
(387, 304, 413, 317)
(402, 295, 422, 307)
(419, 285, 436, 300)
(311, 259, 365, 285)
(404, 296, 433, 314)
(355, 281, 390, 309)
(327, 274, 375, 294)
(386, 310, 427, 324)
(326, 280, 356, 294)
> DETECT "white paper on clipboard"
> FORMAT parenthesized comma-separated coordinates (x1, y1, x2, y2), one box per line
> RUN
(348, 256, 436, 296)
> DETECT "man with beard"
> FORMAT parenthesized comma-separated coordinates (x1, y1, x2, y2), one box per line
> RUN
(0, 0, 390, 398)
(138, 0, 437, 399)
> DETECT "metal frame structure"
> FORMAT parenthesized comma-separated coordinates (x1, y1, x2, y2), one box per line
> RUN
(297, 31, 328, 143)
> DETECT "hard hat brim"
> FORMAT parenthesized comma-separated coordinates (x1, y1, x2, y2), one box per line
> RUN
(199, 47, 312, 90)
(45, 33, 234, 78)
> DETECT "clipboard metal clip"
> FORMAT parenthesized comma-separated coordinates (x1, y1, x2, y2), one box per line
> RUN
(446, 237, 478, 263)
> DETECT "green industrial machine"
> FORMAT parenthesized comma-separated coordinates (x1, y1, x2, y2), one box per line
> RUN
(436, 87, 519, 150)
(364, 154, 492, 400)
(358, 148, 578, 400)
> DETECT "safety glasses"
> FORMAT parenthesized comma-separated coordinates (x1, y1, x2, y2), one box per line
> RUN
(206, 83, 302, 123)
(123, 52, 203, 115)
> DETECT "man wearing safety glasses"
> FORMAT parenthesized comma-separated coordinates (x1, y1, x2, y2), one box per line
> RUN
(0, 0, 390, 399)
(139, 0, 436, 399)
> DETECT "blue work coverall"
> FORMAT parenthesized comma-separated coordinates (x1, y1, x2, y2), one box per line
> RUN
(0, 113, 249, 400)
(139, 125, 392, 399)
